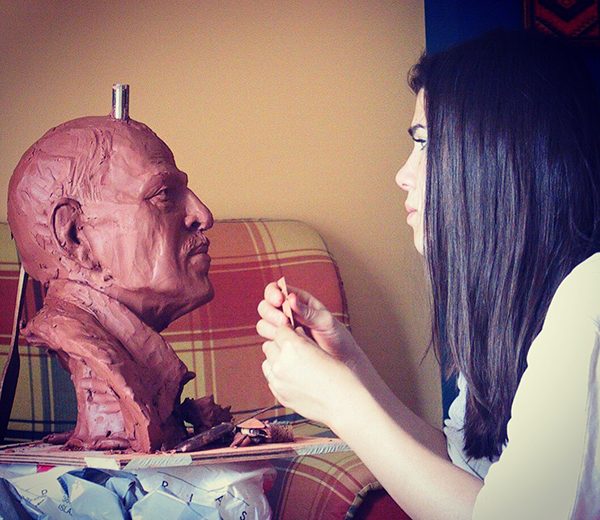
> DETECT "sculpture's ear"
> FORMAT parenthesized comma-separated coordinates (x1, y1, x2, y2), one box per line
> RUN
(51, 198, 98, 270)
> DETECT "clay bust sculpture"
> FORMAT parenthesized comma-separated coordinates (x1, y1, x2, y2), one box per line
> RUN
(7, 115, 215, 452)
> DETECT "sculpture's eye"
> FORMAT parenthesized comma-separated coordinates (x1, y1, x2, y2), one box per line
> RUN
(146, 170, 187, 209)
(147, 186, 173, 207)
(148, 186, 175, 210)
(154, 187, 169, 202)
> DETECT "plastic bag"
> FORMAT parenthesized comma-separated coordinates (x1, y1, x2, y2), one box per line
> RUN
(5, 461, 275, 519)
(134, 461, 276, 520)
(9, 466, 75, 519)
(0, 478, 49, 520)
(130, 488, 220, 520)
(58, 468, 145, 519)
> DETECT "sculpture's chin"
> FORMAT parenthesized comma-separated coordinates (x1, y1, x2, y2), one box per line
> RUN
(162, 281, 215, 328)
(62, 272, 214, 331)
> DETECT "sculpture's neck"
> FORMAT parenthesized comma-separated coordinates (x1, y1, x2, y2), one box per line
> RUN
(43, 280, 185, 373)
(46, 279, 152, 344)
(24, 279, 192, 452)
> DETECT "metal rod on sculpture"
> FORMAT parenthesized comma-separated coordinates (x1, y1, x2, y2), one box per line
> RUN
(112, 84, 129, 120)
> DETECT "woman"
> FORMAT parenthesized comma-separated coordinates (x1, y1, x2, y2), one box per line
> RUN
(257, 31, 600, 518)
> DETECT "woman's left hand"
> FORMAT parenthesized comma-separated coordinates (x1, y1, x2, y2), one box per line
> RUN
(262, 324, 357, 426)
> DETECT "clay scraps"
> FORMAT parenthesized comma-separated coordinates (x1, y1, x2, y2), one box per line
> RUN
(172, 402, 295, 453)
(230, 418, 294, 448)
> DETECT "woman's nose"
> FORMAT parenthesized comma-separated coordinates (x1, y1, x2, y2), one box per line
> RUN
(395, 154, 416, 192)
(184, 189, 213, 231)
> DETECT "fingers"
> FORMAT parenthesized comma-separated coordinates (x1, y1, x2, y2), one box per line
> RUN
(295, 326, 309, 338)
(285, 285, 325, 309)
(256, 318, 277, 340)
(264, 282, 285, 306)
(262, 340, 280, 361)
(262, 349, 287, 405)
(260, 280, 332, 331)
(261, 359, 272, 380)
(288, 292, 335, 332)
(257, 299, 289, 328)
(262, 328, 315, 371)
(262, 360, 285, 403)
(273, 323, 304, 346)
(264, 281, 325, 313)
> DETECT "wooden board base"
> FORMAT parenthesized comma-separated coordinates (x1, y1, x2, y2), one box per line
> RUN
(0, 436, 350, 470)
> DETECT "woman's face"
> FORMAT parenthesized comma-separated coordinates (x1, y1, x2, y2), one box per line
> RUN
(396, 89, 427, 255)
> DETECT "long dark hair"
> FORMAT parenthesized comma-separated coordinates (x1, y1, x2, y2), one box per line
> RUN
(410, 30, 600, 459)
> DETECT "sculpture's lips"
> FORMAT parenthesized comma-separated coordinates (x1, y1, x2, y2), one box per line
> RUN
(189, 244, 209, 255)
(188, 237, 210, 256)
(188, 239, 211, 272)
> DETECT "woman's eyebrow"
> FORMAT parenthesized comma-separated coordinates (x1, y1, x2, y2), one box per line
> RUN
(408, 124, 426, 138)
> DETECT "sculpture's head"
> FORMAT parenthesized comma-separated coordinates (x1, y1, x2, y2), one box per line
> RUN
(8, 116, 214, 331)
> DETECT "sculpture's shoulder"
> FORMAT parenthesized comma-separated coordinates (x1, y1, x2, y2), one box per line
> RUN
(23, 297, 121, 356)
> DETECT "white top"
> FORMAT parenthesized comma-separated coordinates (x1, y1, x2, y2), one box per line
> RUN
(443, 253, 600, 519)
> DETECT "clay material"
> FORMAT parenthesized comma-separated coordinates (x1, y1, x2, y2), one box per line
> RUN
(8, 116, 215, 452)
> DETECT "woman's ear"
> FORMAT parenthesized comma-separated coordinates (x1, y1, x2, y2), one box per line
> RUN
(50, 198, 98, 270)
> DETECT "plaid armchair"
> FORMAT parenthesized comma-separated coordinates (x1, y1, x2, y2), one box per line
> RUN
(0, 218, 407, 519)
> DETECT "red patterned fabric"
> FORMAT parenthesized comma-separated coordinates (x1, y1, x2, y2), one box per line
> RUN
(0, 218, 406, 519)
(0, 219, 350, 438)
(267, 422, 409, 520)
(165, 218, 350, 419)
(525, 0, 600, 41)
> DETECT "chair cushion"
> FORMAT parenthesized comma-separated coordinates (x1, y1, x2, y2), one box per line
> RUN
(0, 218, 349, 440)
(0, 218, 405, 519)
(267, 422, 410, 520)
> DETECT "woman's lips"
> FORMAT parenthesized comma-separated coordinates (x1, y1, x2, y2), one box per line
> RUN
(405, 202, 417, 222)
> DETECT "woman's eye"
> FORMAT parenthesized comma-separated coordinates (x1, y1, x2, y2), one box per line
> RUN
(414, 138, 427, 151)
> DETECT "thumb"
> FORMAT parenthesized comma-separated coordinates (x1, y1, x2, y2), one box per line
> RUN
(294, 326, 331, 359)
(295, 326, 310, 339)
(291, 293, 333, 332)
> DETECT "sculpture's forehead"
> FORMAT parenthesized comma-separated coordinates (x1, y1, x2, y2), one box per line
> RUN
(109, 127, 175, 177)
(13, 117, 180, 202)
(96, 130, 180, 202)
(61, 115, 174, 166)
(115, 119, 173, 157)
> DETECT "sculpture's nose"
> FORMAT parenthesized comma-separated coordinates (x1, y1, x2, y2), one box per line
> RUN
(184, 189, 213, 231)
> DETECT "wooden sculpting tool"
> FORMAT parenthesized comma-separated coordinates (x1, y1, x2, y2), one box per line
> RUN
(277, 276, 295, 328)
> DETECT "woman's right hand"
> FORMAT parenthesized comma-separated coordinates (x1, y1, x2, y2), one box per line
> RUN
(256, 282, 365, 369)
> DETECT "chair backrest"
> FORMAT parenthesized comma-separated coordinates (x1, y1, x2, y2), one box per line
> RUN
(0, 218, 349, 443)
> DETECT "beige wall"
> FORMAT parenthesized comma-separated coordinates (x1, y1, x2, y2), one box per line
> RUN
(0, 1, 440, 425)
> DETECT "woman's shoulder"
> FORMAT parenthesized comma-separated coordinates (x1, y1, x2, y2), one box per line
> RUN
(565, 252, 600, 278)
(476, 253, 600, 519)
(547, 253, 600, 324)
(526, 253, 600, 374)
